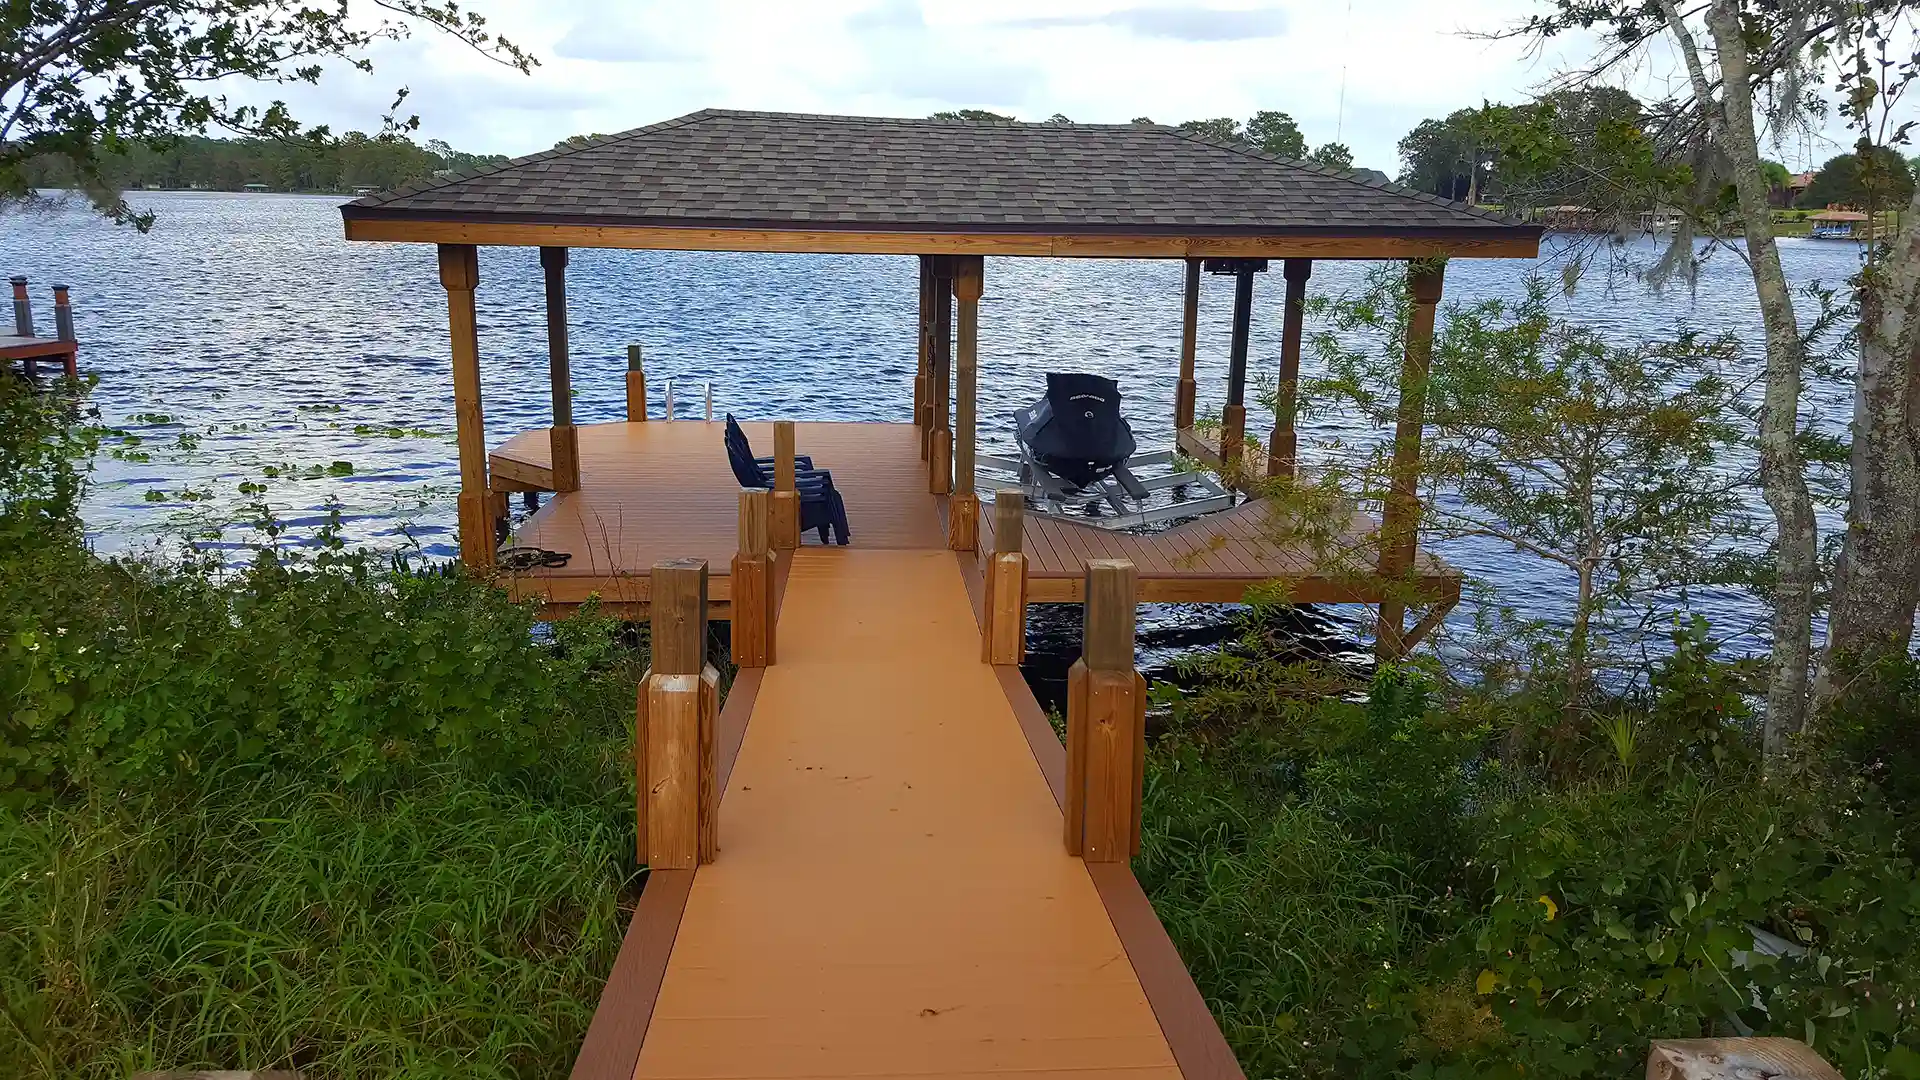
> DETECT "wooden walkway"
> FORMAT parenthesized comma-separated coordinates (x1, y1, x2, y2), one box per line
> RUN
(628, 548, 1185, 1079)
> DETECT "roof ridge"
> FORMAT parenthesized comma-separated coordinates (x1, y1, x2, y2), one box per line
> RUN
(1156, 127, 1524, 227)
(345, 109, 722, 208)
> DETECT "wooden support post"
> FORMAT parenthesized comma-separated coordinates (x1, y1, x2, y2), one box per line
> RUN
(949, 255, 982, 550)
(636, 559, 720, 869)
(1221, 261, 1255, 471)
(915, 255, 933, 445)
(1376, 260, 1445, 658)
(50, 285, 76, 379)
(1174, 258, 1200, 430)
(1267, 258, 1311, 479)
(1647, 1040, 1841, 1080)
(981, 489, 1028, 665)
(929, 260, 953, 493)
(541, 246, 581, 493)
(731, 488, 774, 667)
(10, 276, 31, 337)
(626, 345, 647, 422)
(1064, 560, 1145, 863)
(771, 420, 799, 550)
(438, 244, 495, 572)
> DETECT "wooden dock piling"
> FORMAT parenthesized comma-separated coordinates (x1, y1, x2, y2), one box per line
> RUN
(1064, 559, 1145, 863)
(627, 345, 648, 422)
(948, 255, 983, 550)
(915, 255, 932, 443)
(771, 421, 799, 550)
(637, 558, 720, 869)
(542, 247, 581, 493)
(1267, 258, 1311, 479)
(1376, 260, 1445, 656)
(730, 489, 774, 667)
(1174, 258, 1200, 430)
(928, 258, 953, 494)
(437, 244, 495, 572)
(981, 489, 1028, 665)
(10, 276, 31, 337)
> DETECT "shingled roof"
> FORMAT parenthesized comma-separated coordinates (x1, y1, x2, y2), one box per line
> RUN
(342, 110, 1539, 257)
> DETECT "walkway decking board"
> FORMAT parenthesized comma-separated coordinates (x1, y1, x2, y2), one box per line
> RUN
(631, 548, 1182, 1080)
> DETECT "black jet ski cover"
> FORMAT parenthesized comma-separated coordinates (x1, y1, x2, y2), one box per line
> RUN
(1014, 373, 1137, 489)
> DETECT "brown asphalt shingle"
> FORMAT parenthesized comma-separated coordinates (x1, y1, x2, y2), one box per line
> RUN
(342, 109, 1530, 237)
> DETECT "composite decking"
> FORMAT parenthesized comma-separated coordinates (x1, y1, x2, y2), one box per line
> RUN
(627, 547, 1184, 1080)
(490, 420, 1457, 612)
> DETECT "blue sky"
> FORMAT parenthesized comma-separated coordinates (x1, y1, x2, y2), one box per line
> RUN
(248, 0, 1865, 175)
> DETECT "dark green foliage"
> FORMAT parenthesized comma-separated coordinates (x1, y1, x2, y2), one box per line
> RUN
(1796, 146, 1915, 210)
(929, 109, 1017, 123)
(1138, 599, 1920, 1079)
(19, 133, 508, 195)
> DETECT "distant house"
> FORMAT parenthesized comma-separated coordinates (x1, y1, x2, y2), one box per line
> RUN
(242, 182, 270, 192)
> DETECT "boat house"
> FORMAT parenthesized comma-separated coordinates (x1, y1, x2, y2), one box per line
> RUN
(340, 109, 1542, 1080)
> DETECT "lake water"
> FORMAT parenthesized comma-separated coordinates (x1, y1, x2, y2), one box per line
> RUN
(3, 191, 1866, 682)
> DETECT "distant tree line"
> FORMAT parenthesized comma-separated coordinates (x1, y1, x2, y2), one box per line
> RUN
(18, 134, 508, 195)
(928, 109, 1368, 176)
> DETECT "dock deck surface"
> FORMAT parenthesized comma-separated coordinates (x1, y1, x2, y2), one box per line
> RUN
(631, 547, 1181, 1080)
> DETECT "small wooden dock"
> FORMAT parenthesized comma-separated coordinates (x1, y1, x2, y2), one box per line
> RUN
(4, 277, 79, 379)
(492, 419, 1458, 616)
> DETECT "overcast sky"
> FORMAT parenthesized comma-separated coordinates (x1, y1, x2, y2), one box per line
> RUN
(253, 0, 1862, 174)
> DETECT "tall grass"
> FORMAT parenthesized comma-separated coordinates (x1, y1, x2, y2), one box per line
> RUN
(1, 771, 637, 1079)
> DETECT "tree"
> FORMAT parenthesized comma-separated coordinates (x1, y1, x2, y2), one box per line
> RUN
(930, 109, 1015, 122)
(1501, 0, 1827, 755)
(1796, 146, 1915, 209)
(1398, 110, 1489, 201)
(1044, 113, 1073, 125)
(1177, 117, 1243, 144)
(1257, 268, 1750, 730)
(1246, 110, 1305, 159)
(1309, 143, 1354, 171)
(2, 1, 533, 228)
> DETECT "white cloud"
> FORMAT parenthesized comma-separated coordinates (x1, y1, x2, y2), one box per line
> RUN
(206, 0, 1866, 175)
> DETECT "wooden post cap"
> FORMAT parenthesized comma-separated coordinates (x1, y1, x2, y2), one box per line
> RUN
(651, 558, 709, 676)
(627, 343, 644, 372)
(1082, 560, 1137, 671)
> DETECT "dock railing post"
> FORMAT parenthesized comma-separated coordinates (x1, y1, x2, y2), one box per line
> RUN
(771, 420, 799, 550)
(731, 489, 774, 667)
(1064, 559, 1144, 862)
(626, 345, 647, 421)
(981, 489, 1028, 665)
(51, 285, 77, 379)
(948, 255, 982, 550)
(637, 559, 720, 869)
(10, 276, 32, 337)
(915, 254, 932, 445)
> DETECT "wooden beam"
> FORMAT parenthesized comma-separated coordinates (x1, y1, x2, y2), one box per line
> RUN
(1266, 258, 1311, 480)
(949, 255, 983, 550)
(731, 488, 775, 667)
(771, 421, 799, 550)
(1174, 258, 1201, 430)
(1646, 1040, 1841, 1080)
(345, 217, 1543, 261)
(438, 243, 494, 572)
(637, 559, 719, 870)
(1376, 260, 1445, 658)
(1064, 559, 1143, 863)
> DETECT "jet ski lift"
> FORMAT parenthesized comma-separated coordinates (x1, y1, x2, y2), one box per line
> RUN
(977, 373, 1235, 531)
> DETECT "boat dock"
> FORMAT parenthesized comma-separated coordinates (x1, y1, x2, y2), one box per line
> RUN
(3, 276, 79, 379)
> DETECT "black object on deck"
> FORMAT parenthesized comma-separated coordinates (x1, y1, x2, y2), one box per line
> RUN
(1014, 374, 1138, 491)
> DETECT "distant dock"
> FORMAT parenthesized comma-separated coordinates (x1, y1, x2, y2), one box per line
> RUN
(4, 276, 80, 379)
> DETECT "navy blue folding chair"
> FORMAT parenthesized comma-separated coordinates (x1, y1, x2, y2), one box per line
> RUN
(723, 415, 851, 545)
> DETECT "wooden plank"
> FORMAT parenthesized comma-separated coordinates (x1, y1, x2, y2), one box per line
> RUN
(646, 672, 705, 870)
(566, 868, 695, 1080)
(345, 216, 1543, 260)
(1646, 1040, 1841, 1080)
